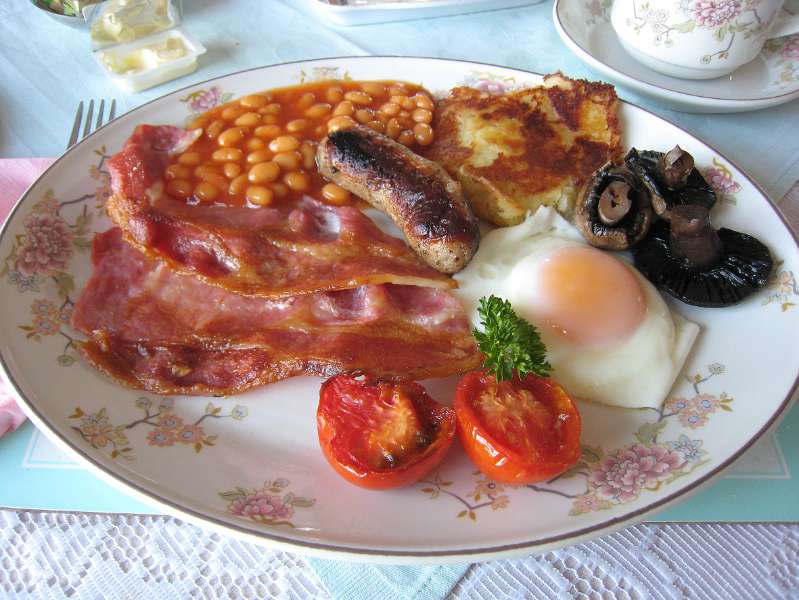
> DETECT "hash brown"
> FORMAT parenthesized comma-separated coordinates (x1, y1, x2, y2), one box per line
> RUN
(425, 73, 622, 226)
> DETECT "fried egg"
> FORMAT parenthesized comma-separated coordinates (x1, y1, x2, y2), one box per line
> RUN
(454, 207, 699, 409)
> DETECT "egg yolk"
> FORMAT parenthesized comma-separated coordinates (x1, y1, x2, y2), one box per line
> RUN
(518, 245, 646, 347)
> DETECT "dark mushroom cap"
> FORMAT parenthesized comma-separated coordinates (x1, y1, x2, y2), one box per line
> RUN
(625, 148, 716, 221)
(574, 161, 653, 250)
(632, 220, 773, 307)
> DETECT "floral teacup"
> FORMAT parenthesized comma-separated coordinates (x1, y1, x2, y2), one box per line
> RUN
(611, 0, 799, 79)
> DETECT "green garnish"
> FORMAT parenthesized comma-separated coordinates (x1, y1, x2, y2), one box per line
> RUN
(473, 295, 551, 382)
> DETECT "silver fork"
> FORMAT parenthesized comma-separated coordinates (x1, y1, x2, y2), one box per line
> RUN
(67, 99, 117, 149)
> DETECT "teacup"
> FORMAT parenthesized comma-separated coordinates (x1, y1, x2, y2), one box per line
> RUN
(611, 0, 799, 79)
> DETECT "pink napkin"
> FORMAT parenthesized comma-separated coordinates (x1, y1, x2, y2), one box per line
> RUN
(0, 381, 25, 437)
(0, 158, 55, 437)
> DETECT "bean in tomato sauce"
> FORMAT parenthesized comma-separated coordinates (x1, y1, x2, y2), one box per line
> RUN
(164, 80, 436, 209)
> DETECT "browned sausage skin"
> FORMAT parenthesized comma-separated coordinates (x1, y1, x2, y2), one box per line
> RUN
(316, 125, 479, 274)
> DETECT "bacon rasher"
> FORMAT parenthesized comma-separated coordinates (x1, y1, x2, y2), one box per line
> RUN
(72, 230, 480, 395)
(105, 125, 454, 298)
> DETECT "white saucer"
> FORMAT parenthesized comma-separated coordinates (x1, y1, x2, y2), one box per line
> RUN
(553, 0, 799, 113)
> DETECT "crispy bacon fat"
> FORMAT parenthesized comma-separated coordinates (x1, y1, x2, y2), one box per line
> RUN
(72, 230, 480, 395)
(106, 125, 455, 298)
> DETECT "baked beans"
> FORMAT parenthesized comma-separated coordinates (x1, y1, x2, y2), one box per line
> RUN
(167, 80, 436, 208)
(212, 148, 243, 162)
(246, 150, 271, 165)
(166, 179, 192, 198)
(286, 119, 308, 133)
(327, 115, 357, 132)
(344, 90, 372, 105)
(177, 152, 201, 166)
(218, 127, 246, 147)
(273, 151, 302, 171)
(325, 86, 344, 103)
(165, 164, 191, 180)
(284, 171, 310, 192)
(269, 135, 300, 153)
(413, 123, 434, 146)
(248, 162, 280, 184)
(305, 103, 332, 119)
(246, 138, 265, 151)
(246, 185, 274, 206)
(333, 101, 354, 116)
(321, 183, 351, 205)
(221, 106, 245, 121)
(240, 94, 270, 109)
(223, 163, 242, 179)
(229, 175, 249, 196)
(235, 112, 261, 127)
(194, 181, 220, 203)
(255, 124, 281, 139)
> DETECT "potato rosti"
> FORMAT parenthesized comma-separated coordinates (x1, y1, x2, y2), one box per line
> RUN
(425, 73, 622, 226)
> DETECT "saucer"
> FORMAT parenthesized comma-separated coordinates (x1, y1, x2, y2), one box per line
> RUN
(553, 0, 799, 113)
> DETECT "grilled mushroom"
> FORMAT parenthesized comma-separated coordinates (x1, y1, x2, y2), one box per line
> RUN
(625, 146, 716, 221)
(575, 161, 653, 250)
(632, 205, 773, 307)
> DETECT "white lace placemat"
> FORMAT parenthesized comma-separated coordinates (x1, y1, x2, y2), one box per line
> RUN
(1, 511, 797, 599)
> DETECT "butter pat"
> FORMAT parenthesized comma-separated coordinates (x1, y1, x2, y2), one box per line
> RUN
(93, 29, 205, 93)
(90, 0, 175, 46)
(100, 36, 186, 75)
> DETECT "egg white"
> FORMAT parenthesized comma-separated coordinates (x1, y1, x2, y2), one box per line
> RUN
(454, 207, 699, 409)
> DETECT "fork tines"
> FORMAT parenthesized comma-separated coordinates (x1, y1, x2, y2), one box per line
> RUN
(68, 99, 118, 149)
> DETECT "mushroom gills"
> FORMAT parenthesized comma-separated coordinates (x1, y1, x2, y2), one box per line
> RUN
(632, 219, 773, 307)
(625, 148, 716, 221)
(574, 161, 653, 250)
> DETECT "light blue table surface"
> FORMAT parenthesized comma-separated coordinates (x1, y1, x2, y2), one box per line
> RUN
(1, 2, 798, 597)
(1, 0, 799, 200)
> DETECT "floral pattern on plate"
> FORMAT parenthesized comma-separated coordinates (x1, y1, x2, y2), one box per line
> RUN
(704, 157, 742, 203)
(585, 0, 614, 26)
(561, 363, 730, 515)
(69, 398, 248, 460)
(221, 479, 316, 528)
(763, 260, 798, 312)
(420, 472, 511, 522)
(418, 363, 731, 519)
(181, 86, 233, 126)
(297, 66, 350, 84)
(455, 71, 524, 94)
(1, 148, 112, 367)
(763, 34, 799, 86)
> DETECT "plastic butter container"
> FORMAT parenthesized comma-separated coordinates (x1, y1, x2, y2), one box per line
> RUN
(83, 0, 204, 93)
(92, 28, 205, 93)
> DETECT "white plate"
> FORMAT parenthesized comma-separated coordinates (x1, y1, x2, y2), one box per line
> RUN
(553, 0, 799, 113)
(1, 57, 798, 563)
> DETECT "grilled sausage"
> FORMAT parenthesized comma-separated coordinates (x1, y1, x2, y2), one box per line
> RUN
(316, 125, 479, 274)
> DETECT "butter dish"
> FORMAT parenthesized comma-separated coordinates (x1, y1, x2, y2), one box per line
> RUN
(83, 0, 203, 92)
(92, 27, 205, 93)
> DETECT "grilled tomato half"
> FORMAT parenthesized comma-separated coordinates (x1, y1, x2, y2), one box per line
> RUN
(317, 375, 456, 490)
(454, 370, 581, 485)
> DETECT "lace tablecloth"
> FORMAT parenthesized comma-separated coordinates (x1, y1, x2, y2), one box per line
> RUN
(1, 511, 798, 599)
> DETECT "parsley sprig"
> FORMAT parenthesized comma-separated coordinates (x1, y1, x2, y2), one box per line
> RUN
(473, 295, 551, 382)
